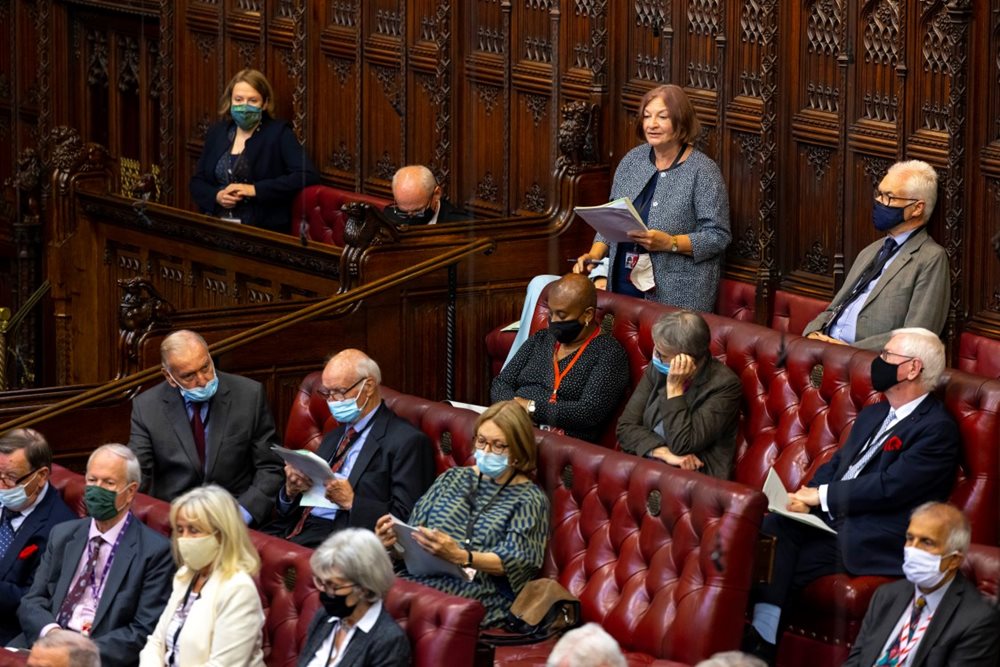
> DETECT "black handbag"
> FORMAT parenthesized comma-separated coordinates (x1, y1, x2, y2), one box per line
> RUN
(480, 578, 582, 646)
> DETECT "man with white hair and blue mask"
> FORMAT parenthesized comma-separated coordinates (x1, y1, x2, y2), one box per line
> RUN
(267, 349, 436, 548)
(845, 502, 1000, 666)
(128, 329, 284, 526)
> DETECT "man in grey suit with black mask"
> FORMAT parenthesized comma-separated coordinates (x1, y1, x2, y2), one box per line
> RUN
(804, 159, 949, 351)
(128, 329, 284, 525)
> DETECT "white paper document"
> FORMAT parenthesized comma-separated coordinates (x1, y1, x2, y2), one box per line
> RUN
(573, 197, 649, 243)
(763, 468, 837, 535)
(271, 445, 343, 510)
(444, 400, 488, 414)
(391, 515, 474, 581)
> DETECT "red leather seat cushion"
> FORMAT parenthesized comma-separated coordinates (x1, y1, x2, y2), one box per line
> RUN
(290, 185, 391, 245)
(771, 290, 829, 334)
(715, 278, 756, 322)
(957, 332, 1000, 380)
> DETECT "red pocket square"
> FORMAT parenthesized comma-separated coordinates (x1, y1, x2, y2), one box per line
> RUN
(883, 435, 903, 452)
(18, 544, 39, 560)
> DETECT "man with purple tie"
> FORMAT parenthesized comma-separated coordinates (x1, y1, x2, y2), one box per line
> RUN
(15, 445, 173, 667)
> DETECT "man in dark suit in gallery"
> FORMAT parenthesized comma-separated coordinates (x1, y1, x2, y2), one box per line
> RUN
(384, 164, 469, 226)
(804, 159, 950, 351)
(15, 444, 173, 667)
(845, 502, 1000, 667)
(0, 429, 76, 645)
(128, 328, 284, 526)
(743, 327, 961, 660)
(267, 348, 436, 548)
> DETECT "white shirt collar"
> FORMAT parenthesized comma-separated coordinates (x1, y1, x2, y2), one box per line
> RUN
(890, 392, 928, 423)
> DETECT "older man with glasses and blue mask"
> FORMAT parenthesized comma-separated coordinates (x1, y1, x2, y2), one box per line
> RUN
(0, 429, 76, 645)
(804, 159, 950, 351)
(743, 327, 961, 662)
(266, 349, 436, 548)
(127, 329, 284, 527)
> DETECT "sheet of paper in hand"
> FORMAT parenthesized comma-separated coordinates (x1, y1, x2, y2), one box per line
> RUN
(573, 197, 648, 243)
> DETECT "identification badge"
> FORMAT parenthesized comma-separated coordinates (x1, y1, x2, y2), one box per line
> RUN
(539, 424, 566, 436)
(624, 251, 640, 270)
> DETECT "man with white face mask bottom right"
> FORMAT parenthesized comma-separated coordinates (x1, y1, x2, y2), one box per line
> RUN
(266, 349, 436, 548)
(845, 503, 1000, 667)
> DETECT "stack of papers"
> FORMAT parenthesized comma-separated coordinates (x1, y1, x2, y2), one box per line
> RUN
(762, 469, 837, 534)
(271, 446, 346, 510)
(573, 198, 648, 243)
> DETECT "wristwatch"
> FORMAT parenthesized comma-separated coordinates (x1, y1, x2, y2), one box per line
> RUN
(465, 550, 474, 567)
(527, 400, 536, 415)
(670, 236, 679, 253)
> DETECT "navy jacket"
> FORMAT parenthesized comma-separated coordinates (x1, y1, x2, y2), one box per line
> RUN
(808, 394, 960, 575)
(189, 113, 319, 232)
(0, 485, 76, 644)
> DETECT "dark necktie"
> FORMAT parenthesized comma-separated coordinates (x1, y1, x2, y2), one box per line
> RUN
(875, 595, 926, 665)
(0, 509, 20, 559)
(190, 404, 207, 469)
(286, 427, 359, 539)
(824, 237, 899, 333)
(56, 536, 103, 627)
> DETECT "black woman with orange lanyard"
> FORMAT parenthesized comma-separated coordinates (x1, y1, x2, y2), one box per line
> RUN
(490, 274, 629, 443)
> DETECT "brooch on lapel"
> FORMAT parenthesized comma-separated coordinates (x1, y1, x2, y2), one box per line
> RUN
(883, 436, 903, 452)
(17, 544, 39, 560)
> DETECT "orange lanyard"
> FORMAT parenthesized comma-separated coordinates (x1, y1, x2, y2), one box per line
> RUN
(550, 327, 600, 404)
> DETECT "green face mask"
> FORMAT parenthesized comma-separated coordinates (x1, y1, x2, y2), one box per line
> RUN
(84, 485, 121, 522)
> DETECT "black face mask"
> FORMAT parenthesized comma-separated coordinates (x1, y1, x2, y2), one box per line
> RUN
(870, 356, 902, 392)
(319, 591, 357, 619)
(549, 319, 585, 344)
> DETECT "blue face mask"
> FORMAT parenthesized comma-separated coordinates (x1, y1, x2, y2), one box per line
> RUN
(0, 477, 33, 511)
(179, 375, 218, 403)
(474, 449, 509, 479)
(327, 380, 369, 423)
(230, 104, 262, 131)
(651, 356, 671, 376)
(872, 200, 908, 232)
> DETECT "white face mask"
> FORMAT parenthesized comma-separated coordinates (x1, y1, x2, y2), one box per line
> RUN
(901, 546, 957, 590)
(177, 535, 220, 571)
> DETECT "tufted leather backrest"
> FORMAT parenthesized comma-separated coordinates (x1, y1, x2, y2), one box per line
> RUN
(771, 290, 829, 334)
(957, 332, 1000, 380)
(715, 277, 757, 322)
(514, 287, 1000, 545)
(49, 465, 487, 667)
(534, 433, 767, 663)
(290, 185, 392, 245)
(963, 543, 1000, 602)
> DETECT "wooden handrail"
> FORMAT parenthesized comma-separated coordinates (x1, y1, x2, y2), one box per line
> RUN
(0, 238, 495, 433)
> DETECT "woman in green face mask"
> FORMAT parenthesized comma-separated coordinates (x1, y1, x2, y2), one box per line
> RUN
(138, 485, 265, 667)
(189, 68, 319, 232)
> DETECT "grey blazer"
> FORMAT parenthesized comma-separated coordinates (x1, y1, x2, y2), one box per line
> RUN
(296, 605, 410, 667)
(803, 226, 950, 350)
(128, 371, 284, 524)
(596, 144, 731, 312)
(617, 358, 742, 480)
(16, 515, 174, 667)
(844, 573, 1000, 667)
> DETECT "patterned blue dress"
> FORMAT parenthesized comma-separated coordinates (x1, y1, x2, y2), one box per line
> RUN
(402, 466, 549, 626)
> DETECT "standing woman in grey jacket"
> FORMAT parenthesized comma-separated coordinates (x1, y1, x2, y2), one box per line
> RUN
(573, 84, 731, 313)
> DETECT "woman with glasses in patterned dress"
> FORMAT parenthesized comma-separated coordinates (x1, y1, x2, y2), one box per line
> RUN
(374, 401, 549, 627)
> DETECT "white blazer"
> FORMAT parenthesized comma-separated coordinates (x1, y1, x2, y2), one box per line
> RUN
(138, 567, 265, 667)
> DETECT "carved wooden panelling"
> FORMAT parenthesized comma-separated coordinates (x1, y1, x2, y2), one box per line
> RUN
(858, 0, 902, 126)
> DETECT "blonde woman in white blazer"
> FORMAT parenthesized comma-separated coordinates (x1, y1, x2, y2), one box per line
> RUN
(139, 485, 265, 667)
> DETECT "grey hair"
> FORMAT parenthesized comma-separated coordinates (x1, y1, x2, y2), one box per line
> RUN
(33, 629, 102, 667)
(0, 428, 52, 469)
(391, 164, 437, 197)
(694, 652, 768, 667)
(651, 310, 711, 360)
(546, 623, 626, 667)
(911, 502, 971, 554)
(160, 329, 209, 368)
(886, 160, 938, 222)
(88, 444, 141, 487)
(310, 528, 394, 603)
(889, 327, 945, 391)
(355, 355, 382, 385)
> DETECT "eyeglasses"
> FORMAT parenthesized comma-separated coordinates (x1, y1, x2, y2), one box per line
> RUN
(312, 575, 354, 596)
(879, 349, 916, 362)
(387, 195, 435, 219)
(317, 377, 365, 401)
(0, 468, 40, 488)
(474, 435, 509, 455)
(873, 189, 920, 208)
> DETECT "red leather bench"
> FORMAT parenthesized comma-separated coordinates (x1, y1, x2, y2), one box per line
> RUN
(483, 285, 1000, 666)
(291, 185, 392, 245)
(285, 380, 769, 665)
(47, 465, 485, 667)
(957, 331, 1000, 380)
